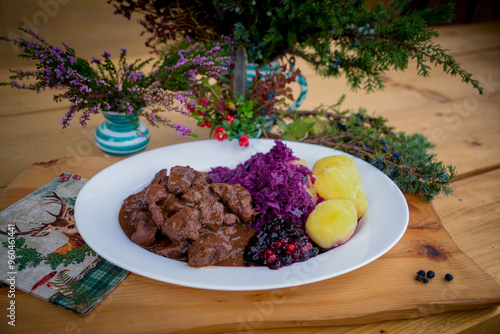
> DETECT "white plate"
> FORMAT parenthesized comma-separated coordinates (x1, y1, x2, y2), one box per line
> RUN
(75, 139, 409, 291)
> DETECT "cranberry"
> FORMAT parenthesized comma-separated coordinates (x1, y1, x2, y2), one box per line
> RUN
(243, 216, 319, 270)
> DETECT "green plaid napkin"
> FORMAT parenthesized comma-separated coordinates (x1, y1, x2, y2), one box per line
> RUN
(0, 172, 128, 316)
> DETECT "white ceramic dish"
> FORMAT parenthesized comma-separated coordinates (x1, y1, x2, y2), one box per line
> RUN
(75, 139, 409, 291)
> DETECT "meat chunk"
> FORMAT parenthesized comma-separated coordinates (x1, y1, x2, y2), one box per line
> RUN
(191, 170, 208, 186)
(121, 189, 148, 216)
(151, 240, 189, 260)
(130, 210, 152, 227)
(199, 200, 224, 231)
(168, 166, 196, 195)
(150, 168, 169, 187)
(161, 207, 201, 242)
(148, 203, 165, 229)
(161, 194, 186, 215)
(131, 220, 158, 247)
(144, 184, 171, 227)
(211, 183, 256, 223)
(224, 213, 238, 226)
(182, 183, 219, 205)
(188, 230, 233, 267)
(145, 183, 169, 205)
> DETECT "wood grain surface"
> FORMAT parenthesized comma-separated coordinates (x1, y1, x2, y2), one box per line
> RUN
(0, 158, 499, 334)
(0, 1, 499, 333)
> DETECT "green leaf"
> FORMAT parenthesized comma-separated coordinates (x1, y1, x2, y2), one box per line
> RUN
(289, 118, 316, 140)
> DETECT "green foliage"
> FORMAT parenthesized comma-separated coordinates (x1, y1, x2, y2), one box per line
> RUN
(45, 244, 97, 270)
(62, 197, 77, 207)
(193, 64, 299, 144)
(2, 236, 44, 271)
(277, 103, 456, 201)
(2, 235, 97, 271)
(223, 95, 264, 140)
(110, 0, 483, 94)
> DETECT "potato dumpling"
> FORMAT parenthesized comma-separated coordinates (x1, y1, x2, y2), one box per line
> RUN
(314, 164, 368, 218)
(305, 199, 358, 249)
(312, 155, 358, 176)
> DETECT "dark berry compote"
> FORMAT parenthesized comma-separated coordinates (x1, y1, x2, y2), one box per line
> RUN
(244, 216, 320, 270)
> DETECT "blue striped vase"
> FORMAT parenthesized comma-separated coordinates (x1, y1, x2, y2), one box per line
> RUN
(94, 111, 150, 156)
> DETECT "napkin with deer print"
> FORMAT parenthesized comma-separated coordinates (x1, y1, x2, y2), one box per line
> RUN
(0, 172, 128, 316)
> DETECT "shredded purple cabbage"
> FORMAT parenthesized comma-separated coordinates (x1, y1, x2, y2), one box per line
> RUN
(208, 140, 315, 230)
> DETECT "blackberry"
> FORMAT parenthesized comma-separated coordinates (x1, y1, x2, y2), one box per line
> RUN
(244, 216, 320, 270)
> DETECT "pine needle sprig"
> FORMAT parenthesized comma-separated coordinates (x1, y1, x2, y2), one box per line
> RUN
(274, 103, 456, 201)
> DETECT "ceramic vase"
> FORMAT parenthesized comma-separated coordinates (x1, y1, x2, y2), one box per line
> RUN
(94, 111, 150, 156)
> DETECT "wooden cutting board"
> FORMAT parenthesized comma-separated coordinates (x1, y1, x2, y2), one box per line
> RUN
(1, 157, 500, 334)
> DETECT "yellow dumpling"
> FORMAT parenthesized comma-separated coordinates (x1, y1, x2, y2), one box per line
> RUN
(312, 155, 358, 176)
(314, 164, 368, 218)
(305, 199, 358, 249)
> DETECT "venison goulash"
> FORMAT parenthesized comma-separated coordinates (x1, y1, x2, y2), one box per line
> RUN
(119, 166, 257, 267)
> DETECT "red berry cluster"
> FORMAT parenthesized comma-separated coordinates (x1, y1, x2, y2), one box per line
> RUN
(244, 216, 319, 270)
(199, 120, 212, 128)
(214, 126, 227, 141)
(57, 173, 81, 182)
(238, 133, 249, 147)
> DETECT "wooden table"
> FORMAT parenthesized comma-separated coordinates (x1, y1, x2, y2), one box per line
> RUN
(1, 1, 499, 333)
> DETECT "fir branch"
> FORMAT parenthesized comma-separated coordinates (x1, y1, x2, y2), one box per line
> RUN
(275, 105, 456, 201)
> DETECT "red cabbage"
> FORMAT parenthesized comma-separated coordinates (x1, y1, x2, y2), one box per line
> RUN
(208, 140, 315, 230)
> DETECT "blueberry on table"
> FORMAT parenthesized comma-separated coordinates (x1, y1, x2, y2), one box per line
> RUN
(417, 270, 426, 276)
(423, 277, 430, 283)
(445, 273, 454, 281)
(427, 270, 435, 278)
(416, 274, 424, 281)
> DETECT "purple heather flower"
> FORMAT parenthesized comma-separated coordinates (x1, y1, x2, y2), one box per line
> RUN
(102, 50, 111, 59)
(11, 81, 21, 89)
(53, 45, 62, 54)
(173, 123, 193, 137)
(91, 57, 101, 64)
(79, 85, 91, 93)
(129, 72, 144, 82)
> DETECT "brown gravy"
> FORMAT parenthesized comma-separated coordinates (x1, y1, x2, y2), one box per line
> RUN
(118, 166, 257, 267)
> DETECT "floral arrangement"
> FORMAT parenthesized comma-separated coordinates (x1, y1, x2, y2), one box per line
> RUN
(104, 0, 484, 200)
(0, 29, 234, 137)
(193, 63, 299, 146)
(2, 0, 485, 201)
(108, 0, 483, 93)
